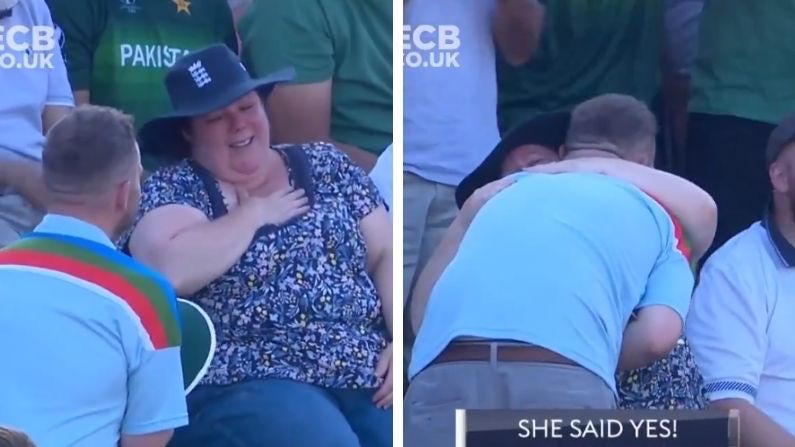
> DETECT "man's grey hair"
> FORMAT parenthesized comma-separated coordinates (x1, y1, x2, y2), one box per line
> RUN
(43, 105, 138, 196)
(565, 93, 658, 158)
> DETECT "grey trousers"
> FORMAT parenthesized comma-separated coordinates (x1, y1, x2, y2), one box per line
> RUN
(404, 359, 616, 447)
(0, 193, 41, 248)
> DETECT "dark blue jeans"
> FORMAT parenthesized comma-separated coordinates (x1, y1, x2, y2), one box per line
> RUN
(168, 379, 392, 447)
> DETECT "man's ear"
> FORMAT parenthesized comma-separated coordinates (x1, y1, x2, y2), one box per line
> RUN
(114, 179, 132, 212)
(770, 161, 789, 194)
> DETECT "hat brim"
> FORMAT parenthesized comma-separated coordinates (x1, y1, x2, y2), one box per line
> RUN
(455, 140, 514, 209)
(178, 298, 216, 395)
(138, 67, 295, 161)
(454, 112, 570, 208)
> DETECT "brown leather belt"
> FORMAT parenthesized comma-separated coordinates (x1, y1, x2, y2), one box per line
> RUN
(433, 342, 578, 367)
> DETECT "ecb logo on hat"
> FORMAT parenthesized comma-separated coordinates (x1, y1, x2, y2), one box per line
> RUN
(188, 60, 211, 88)
(119, 0, 141, 13)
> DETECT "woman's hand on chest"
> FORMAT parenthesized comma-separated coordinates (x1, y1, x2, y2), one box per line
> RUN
(233, 185, 311, 228)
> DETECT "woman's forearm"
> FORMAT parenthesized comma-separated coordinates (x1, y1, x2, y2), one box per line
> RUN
(410, 217, 467, 334)
(373, 245, 394, 337)
(600, 160, 717, 260)
(528, 157, 718, 260)
(360, 207, 394, 337)
(143, 209, 257, 296)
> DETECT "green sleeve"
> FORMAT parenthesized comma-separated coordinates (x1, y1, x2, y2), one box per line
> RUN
(240, 0, 333, 84)
(47, 0, 106, 91)
(215, 0, 239, 55)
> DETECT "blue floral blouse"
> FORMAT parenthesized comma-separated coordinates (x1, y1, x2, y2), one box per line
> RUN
(128, 142, 389, 389)
(617, 337, 708, 410)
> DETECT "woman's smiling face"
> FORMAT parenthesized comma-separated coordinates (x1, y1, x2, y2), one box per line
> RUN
(501, 143, 560, 175)
(186, 92, 273, 185)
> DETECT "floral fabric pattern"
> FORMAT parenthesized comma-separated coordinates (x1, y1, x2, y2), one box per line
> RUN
(128, 142, 388, 389)
(617, 337, 708, 409)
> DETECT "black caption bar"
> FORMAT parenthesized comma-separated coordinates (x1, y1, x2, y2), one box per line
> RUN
(459, 410, 739, 447)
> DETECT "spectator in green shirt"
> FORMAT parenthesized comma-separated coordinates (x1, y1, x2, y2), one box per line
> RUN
(239, 0, 392, 172)
(497, 0, 663, 136)
(686, 0, 795, 259)
(47, 0, 238, 171)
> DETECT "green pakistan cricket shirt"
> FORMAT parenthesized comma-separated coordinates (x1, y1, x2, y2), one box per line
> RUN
(47, 0, 238, 168)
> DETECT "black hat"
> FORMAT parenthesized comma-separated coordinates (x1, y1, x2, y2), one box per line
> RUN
(767, 113, 795, 166)
(455, 112, 571, 208)
(138, 44, 294, 159)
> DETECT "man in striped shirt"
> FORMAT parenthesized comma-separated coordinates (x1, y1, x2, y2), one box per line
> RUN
(0, 106, 187, 447)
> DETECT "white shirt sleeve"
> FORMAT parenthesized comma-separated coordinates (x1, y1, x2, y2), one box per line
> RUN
(369, 144, 392, 218)
(685, 253, 769, 403)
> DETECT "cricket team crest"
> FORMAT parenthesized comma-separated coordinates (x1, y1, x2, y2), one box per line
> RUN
(120, 0, 192, 15)
(173, 0, 191, 14)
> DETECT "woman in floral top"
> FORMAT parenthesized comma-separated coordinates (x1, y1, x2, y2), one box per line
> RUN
(618, 338, 708, 410)
(125, 45, 393, 447)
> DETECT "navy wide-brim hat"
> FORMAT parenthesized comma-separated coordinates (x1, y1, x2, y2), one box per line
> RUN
(139, 44, 294, 160)
(454, 111, 571, 208)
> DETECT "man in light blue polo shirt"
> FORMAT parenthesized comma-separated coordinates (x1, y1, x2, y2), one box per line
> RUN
(0, 0, 73, 247)
(0, 106, 187, 447)
(405, 94, 701, 447)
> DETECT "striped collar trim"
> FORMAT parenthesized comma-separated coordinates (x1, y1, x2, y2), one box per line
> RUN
(761, 207, 795, 268)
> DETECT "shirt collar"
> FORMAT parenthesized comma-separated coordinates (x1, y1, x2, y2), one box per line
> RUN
(761, 206, 795, 267)
(32, 214, 116, 249)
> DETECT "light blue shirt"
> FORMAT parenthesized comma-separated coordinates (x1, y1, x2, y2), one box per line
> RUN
(409, 173, 695, 394)
(0, 215, 188, 447)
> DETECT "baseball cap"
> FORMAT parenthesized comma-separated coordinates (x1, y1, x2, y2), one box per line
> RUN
(766, 113, 795, 166)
